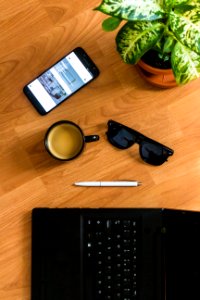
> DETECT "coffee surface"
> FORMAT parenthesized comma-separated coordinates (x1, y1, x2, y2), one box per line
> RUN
(47, 124, 83, 159)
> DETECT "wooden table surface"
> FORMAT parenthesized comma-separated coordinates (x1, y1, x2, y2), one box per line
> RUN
(1, 0, 200, 299)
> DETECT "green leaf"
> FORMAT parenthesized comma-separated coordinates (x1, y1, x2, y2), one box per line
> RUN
(171, 42, 200, 84)
(174, 5, 198, 15)
(102, 17, 121, 31)
(163, 0, 173, 11)
(116, 21, 165, 64)
(163, 36, 176, 53)
(95, 0, 165, 21)
(154, 39, 163, 53)
(169, 0, 189, 5)
(169, 11, 200, 54)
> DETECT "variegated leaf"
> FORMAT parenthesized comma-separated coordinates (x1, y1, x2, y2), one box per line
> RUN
(169, 11, 200, 54)
(95, 0, 165, 21)
(185, 0, 200, 5)
(182, 6, 200, 25)
(166, 0, 200, 12)
(165, 0, 189, 6)
(173, 0, 200, 7)
(116, 21, 165, 64)
(171, 42, 200, 84)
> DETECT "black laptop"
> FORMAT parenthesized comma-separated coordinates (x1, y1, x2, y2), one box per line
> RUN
(31, 208, 200, 300)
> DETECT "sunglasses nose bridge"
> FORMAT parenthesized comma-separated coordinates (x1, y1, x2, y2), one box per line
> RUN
(133, 133, 144, 146)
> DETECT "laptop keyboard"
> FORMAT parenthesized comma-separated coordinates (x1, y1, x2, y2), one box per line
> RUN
(83, 217, 139, 300)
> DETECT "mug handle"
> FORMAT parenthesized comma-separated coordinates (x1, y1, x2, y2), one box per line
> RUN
(84, 135, 99, 143)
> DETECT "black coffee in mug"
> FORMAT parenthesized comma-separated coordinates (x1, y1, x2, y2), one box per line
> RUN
(44, 121, 99, 161)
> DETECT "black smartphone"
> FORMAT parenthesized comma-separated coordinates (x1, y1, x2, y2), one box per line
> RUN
(23, 47, 100, 115)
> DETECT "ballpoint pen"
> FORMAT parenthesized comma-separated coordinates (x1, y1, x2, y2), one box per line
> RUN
(74, 181, 142, 187)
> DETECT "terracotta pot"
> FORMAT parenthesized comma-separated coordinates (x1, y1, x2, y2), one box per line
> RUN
(136, 59, 177, 88)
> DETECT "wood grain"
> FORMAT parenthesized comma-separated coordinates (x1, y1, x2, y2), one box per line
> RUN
(1, 1, 200, 299)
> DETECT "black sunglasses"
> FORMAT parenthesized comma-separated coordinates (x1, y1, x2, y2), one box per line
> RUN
(106, 120, 174, 166)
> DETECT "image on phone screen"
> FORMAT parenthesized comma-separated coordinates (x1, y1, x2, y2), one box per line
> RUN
(23, 48, 99, 115)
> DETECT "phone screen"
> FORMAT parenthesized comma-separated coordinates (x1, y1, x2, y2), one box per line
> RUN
(24, 48, 99, 114)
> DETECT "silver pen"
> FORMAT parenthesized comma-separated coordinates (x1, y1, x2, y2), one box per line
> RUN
(74, 181, 141, 187)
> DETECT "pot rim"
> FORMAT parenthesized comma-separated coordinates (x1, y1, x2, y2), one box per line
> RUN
(138, 59, 173, 75)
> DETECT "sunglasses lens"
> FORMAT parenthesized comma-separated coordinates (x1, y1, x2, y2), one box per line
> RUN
(140, 142, 170, 166)
(107, 128, 136, 149)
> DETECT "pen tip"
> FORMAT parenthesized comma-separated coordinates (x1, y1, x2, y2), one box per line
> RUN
(138, 182, 142, 186)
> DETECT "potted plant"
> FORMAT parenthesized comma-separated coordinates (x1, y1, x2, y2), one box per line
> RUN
(95, 0, 200, 87)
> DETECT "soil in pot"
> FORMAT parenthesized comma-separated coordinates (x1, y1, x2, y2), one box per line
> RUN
(136, 50, 177, 88)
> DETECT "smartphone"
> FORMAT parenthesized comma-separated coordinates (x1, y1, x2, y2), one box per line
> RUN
(23, 47, 100, 115)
